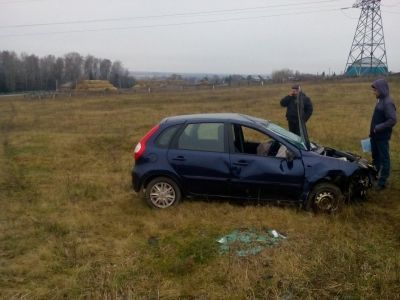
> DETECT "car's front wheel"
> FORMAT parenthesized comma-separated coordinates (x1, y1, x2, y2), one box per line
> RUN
(145, 177, 181, 209)
(306, 183, 343, 213)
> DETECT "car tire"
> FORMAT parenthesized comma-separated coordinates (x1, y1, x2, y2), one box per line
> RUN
(145, 177, 181, 209)
(306, 182, 343, 213)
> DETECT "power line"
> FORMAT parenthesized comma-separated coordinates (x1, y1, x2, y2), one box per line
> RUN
(0, 0, 349, 29)
(381, 1, 400, 8)
(0, 7, 342, 38)
(382, 10, 400, 14)
(0, 0, 45, 5)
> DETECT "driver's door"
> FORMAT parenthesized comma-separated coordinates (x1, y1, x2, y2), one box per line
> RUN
(229, 124, 305, 201)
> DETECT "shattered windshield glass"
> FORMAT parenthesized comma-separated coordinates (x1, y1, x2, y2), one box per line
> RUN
(262, 122, 308, 150)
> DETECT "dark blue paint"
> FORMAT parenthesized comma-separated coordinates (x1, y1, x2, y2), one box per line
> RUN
(132, 113, 375, 205)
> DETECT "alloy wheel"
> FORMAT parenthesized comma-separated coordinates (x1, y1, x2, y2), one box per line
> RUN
(149, 182, 176, 208)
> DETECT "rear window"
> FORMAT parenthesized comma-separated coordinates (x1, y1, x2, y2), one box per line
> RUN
(155, 125, 180, 148)
(176, 123, 225, 152)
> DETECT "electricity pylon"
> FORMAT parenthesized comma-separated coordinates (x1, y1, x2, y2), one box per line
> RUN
(344, 0, 388, 76)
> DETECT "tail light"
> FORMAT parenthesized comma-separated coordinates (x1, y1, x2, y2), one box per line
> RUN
(134, 124, 160, 161)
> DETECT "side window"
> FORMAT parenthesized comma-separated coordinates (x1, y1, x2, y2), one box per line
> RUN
(232, 124, 287, 157)
(155, 125, 180, 148)
(242, 126, 268, 144)
(177, 123, 225, 152)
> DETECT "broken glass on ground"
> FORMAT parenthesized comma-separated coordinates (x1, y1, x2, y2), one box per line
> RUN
(217, 228, 287, 257)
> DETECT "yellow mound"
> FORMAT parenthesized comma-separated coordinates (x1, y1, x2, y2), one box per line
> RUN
(75, 80, 118, 92)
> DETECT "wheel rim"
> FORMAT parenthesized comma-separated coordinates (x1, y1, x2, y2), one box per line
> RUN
(315, 191, 338, 212)
(149, 182, 176, 208)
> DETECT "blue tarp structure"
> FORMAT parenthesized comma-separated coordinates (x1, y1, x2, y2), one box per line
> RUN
(345, 57, 388, 76)
(345, 66, 388, 76)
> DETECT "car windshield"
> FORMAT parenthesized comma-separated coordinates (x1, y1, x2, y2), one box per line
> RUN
(257, 121, 308, 151)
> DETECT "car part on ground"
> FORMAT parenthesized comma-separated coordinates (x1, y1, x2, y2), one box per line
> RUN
(217, 228, 287, 256)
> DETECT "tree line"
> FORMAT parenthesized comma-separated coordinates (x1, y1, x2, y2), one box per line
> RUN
(0, 51, 135, 93)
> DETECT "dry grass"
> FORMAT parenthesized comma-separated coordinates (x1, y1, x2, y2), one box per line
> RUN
(1, 80, 399, 299)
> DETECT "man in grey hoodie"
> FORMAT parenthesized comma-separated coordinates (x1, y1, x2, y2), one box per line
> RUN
(370, 78, 397, 190)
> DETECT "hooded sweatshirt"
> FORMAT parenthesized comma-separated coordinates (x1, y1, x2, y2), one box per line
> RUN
(370, 78, 397, 140)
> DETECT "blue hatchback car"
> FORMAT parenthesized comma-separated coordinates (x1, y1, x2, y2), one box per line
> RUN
(132, 113, 376, 212)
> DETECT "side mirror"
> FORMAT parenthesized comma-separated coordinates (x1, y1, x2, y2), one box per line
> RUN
(286, 149, 295, 162)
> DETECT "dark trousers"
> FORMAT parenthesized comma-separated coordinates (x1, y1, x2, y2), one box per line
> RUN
(371, 138, 390, 187)
(288, 120, 300, 135)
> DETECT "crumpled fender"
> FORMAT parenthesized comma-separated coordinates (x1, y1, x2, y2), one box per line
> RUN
(299, 152, 360, 202)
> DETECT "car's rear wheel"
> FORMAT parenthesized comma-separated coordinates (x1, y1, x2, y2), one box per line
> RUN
(306, 183, 343, 213)
(145, 177, 181, 208)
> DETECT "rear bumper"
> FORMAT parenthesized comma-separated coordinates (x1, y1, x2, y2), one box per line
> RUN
(131, 169, 141, 192)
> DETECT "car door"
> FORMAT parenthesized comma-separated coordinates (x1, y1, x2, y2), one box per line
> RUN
(229, 123, 305, 201)
(168, 122, 231, 197)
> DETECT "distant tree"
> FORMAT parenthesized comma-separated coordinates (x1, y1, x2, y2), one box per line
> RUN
(84, 55, 100, 80)
(21, 53, 41, 90)
(0, 51, 135, 92)
(64, 52, 83, 83)
(54, 57, 64, 88)
(121, 70, 135, 88)
(271, 68, 294, 83)
(109, 61, 135, 88)
(84, 55, 94, 80)
(110, 61, 123, 88)
(224, 75, 232, 86)
(246, 75, 253, 86)
(100, 59, 112, 80)
(39, 55, 57, 90)
(92, 57, 100, 79)
(0, 53, 5, 92)
(0, 51, 19, 92)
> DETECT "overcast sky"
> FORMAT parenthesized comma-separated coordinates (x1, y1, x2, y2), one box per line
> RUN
(0, 0, 399, 74)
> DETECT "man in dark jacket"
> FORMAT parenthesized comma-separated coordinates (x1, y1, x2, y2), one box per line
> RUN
(370, 78, 397, 190)
(280, 85, 313, 135)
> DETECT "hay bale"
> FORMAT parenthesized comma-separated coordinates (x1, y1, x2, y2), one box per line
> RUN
(75, 80, 117, 92)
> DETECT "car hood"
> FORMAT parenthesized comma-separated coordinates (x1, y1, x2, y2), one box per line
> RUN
(296, 87, 311, 151)
(311, 144, 376, 173)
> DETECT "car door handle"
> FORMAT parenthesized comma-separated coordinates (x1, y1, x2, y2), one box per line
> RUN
(172, 155, 186, 161)
(233, 160, 248, 166)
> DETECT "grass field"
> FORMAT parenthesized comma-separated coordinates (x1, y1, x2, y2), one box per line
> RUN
(1, 80, 399, 299)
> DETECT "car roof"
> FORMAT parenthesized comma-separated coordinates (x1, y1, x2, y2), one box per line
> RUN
(161, 113, 270, 126)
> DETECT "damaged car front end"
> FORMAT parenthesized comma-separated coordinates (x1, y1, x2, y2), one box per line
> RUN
(321, 147, 377, 200)
(298, 145, 377, 212)
(293, 87, 377, 212)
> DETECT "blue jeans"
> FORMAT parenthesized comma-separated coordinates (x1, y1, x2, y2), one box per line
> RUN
(371, 138, 390, 187)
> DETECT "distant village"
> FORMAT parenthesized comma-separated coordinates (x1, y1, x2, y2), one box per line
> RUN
(1, 51, 399, 96)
